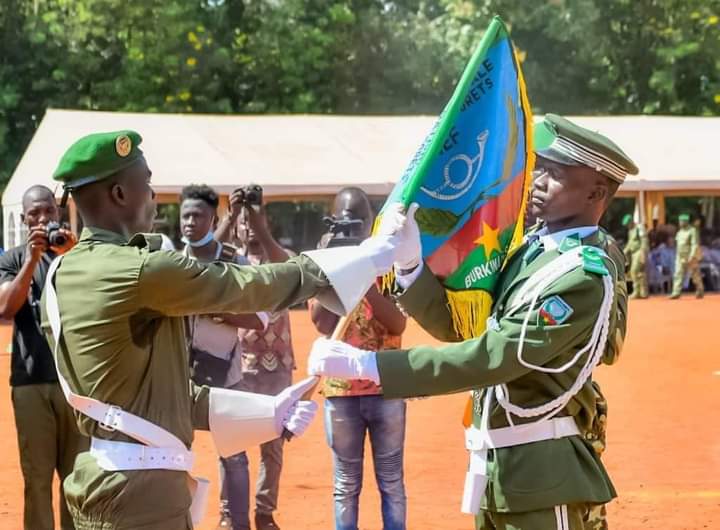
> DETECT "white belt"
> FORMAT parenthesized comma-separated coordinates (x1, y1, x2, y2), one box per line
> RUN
(465, 416, 579, 451)
(461, 416, 580, 515)
(90, 437, 195, 472)
(45, 256, 209, 526)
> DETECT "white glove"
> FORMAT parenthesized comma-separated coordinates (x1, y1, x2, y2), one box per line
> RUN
(281, 400, 318, 437)
(377, 202, 422, 270)
(274, 376, 319, 436)
(307, 337, 380, 384)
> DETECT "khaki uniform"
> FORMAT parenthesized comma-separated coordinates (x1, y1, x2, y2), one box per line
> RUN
(41, 228, 330, 530)
(623, 224, 649, 298)
(379, 229, 627, 529)
(12, 383, 88, 530)
(671, 226, 703, 297)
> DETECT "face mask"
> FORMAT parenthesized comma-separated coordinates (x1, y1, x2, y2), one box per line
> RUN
(182, 229, 214, 248)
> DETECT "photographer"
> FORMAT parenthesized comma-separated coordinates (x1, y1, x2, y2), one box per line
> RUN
(215, 186, 296, 530)
(216, 184, 290, 264)
(309, 187, 408, 530)
(0, 185, 87, 530)
(180, 184, 272, 530)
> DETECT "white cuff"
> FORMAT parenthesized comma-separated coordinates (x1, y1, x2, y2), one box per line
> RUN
(302, 244, 386, 316)
(395, 262, 424, 290)
(360, 351, 381, 385)
(208, 388, 279, 458)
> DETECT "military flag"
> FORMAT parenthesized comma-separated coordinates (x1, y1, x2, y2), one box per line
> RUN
(378, 16, 534, 339)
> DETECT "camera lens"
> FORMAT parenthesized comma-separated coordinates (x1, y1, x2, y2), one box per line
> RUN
(46, 222, 67, 246)
(49, 232, 67, 246)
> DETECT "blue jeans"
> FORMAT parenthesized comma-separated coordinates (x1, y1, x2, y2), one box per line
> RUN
(324, 395, 407, 530)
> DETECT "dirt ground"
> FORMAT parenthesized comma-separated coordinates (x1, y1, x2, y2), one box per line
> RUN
(0, 295, 718, 529)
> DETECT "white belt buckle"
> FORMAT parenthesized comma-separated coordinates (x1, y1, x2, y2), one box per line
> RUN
(99, 405, 123, 432)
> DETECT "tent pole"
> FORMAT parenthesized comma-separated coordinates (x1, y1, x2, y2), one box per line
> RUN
(638, 190, 647, 226)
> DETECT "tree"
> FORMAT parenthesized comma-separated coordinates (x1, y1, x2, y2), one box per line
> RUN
(0, 0, 718, 191)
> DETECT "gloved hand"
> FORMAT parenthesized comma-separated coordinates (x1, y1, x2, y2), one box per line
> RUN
(376, 202, 422, 270)
(307, 337, 380, 384)
(274, 377, 319, 436)
(281, 400, 318, 437)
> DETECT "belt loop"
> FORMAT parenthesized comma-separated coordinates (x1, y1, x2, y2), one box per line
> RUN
(99, 405, 123, 432)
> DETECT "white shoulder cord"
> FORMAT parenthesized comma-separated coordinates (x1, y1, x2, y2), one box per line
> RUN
(493, 247, 615, 425)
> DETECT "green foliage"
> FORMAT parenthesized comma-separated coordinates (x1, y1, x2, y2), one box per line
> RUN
(0, 0, 718, 190)
(416, 207, 461, 236)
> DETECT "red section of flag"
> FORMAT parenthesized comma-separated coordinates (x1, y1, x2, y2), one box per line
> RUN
(426, 169, 526, 278)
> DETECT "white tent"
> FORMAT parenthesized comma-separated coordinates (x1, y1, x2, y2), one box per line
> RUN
(4, 109, 720, 246)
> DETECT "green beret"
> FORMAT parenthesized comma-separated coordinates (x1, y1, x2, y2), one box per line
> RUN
(53, 130, 144, 189)
(534, 114, 639, 184)
(678, 213, 690, 222)
(621, 214, 633, 227)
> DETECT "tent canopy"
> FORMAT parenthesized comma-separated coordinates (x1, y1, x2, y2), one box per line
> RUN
(5, 109, 720, 210)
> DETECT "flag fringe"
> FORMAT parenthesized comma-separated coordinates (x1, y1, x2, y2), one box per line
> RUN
(446, 289, 493, 340)
(507, 45, 536, 256)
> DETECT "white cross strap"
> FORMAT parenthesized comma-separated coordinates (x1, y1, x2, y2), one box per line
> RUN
(45, 256, 186, 450)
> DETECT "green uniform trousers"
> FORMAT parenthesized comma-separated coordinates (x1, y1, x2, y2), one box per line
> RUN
(12, 383, 89, 530)
(671, 258, 703, 297)
(628, 251, 648, 298)
(477, 503, 607, 530)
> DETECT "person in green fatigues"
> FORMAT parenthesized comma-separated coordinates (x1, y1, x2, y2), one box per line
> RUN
(39, 131, 403, 530)
(622, 214, 649, 299)
(669, 214, 704, 299)
(308, 115, 636, 530)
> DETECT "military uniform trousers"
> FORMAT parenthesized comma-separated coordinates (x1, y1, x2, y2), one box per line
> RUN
(476, 503, 607, 530)
(12, 382, 89, 530)
(628, 251, 648, 298)
(220, 368, 293, 528)
(671, 256, 703, 296)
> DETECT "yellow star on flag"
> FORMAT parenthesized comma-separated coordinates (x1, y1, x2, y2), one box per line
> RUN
(474, 222, 501, 260)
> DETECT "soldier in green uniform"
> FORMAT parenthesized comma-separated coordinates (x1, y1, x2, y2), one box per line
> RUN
(670, 214, 704, 299)
(40, 130, 401, 530)
(622, 214, 649, 299)
(308, 115, 634, 529)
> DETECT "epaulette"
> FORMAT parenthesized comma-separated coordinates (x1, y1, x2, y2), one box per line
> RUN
(127, 233, 163, 251)
(580, 246, 609, 276)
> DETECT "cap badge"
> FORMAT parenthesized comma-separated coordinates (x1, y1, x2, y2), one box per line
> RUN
(115, 135, 132, 157)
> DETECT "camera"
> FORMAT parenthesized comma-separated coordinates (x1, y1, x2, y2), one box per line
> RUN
(234, 184, 263, 208)
(46, 222, 68, 247)
(322, 216, 365, 248)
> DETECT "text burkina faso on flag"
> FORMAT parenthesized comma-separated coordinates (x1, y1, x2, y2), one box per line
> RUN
(379, 16, 534, 339)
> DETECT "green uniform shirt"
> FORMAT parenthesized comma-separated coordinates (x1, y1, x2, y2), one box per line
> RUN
(675, 226, 699, 261)
(378, 229, 627, 514)
(40, 227, 329, 529)
(624, 225, 649, 255)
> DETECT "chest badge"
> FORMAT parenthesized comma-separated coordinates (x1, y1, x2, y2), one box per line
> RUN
(538, 295, 574, 327)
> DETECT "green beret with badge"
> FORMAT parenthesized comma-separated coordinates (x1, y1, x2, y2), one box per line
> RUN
(53, 130, 144, 191)
(534, 114, 639, 183)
